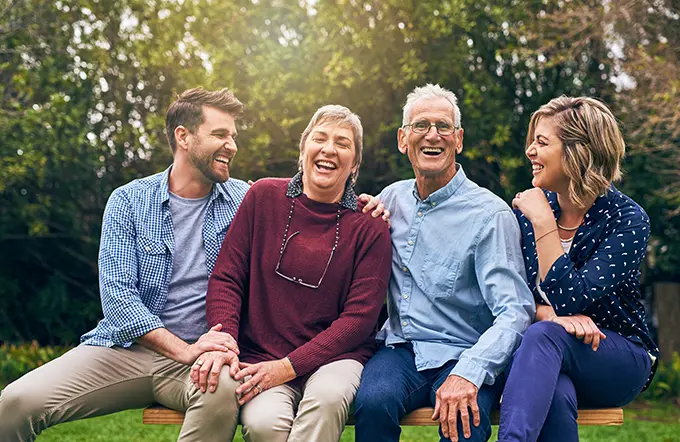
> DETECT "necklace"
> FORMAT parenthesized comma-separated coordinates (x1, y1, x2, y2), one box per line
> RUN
(557, 221, 581, 231)
(279, 199, 341, 255)
(275, 198, 341, 289)
(560, 233, 576, 242)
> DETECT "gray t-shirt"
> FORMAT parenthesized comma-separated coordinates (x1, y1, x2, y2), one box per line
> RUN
(160, 192, 210, 343)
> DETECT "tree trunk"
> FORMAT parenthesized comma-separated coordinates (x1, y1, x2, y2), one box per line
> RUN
(654, 282, 680, 362)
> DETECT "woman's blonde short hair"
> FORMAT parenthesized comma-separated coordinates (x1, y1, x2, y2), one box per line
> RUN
(527, 96, 625, 208)
(298, 105, 363, 185)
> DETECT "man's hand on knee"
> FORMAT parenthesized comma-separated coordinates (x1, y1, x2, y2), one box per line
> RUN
(190, 350, 240, 393)
(432, 375, 480, 442)
(183, 324, 240, 365)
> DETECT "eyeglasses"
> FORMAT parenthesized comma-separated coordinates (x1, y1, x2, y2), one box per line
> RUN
(275, 199, 340, 289)
(403, 120, 459, 136)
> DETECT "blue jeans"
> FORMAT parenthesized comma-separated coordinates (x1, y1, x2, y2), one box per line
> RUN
(498, 321, 652, 442)
(355, 344, 504, 442)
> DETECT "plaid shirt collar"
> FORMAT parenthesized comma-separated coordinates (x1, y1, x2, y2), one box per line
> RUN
(160, 165, 232, 204)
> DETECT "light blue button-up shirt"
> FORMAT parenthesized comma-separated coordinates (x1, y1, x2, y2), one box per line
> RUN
(80, 167, 249, 347)
(377, 165, 535, 388)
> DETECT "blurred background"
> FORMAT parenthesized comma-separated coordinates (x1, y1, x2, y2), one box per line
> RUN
(0, 0, 678, 396)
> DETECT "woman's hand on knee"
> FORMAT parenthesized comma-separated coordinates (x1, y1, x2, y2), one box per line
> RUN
(234, 358, 296, 405)
(551, 314, 606, 351)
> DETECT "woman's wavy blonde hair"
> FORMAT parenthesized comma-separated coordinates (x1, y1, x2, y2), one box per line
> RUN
(527, 96, 625, 208)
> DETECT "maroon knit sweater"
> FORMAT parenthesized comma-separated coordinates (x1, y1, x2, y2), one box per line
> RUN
(206, 178, 392, 377)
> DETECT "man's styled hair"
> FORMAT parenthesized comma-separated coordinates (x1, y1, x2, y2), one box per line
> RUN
(165, 87, 243, 153)
(527, 96, 625, 208)
(298, 105, 364, 185)
(402, 83, 462, 128)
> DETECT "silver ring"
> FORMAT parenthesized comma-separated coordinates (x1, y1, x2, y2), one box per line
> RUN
(195, 359, 204, 366)
(256, 385, 263, 394)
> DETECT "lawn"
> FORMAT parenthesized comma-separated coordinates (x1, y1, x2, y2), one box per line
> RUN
(35, 400, 680, 442)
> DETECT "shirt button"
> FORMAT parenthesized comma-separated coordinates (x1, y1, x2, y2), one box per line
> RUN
(432, 202, 437, 206)
(417, 212, 423, 217)
(401, 321, 407, 326)
(408, 240, 414, 246)
(402, 294, 409, 299)
(402, 266, 408, 272)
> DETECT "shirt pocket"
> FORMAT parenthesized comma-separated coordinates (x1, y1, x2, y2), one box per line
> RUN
(418, 252, 460, 299)
(137, 235, 169, 273)
(138, 235, 167, 255)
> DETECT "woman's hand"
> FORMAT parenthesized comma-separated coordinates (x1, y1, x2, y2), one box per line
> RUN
(512, 188, 554, 226)
(550, 314, 607, 351)
(234, 358, 297, 405)
(190, 350, 240, 393)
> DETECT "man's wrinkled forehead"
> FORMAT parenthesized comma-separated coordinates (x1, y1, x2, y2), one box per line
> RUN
(409, 97, 456, 123)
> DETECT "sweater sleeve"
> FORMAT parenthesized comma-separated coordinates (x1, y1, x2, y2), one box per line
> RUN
(286, 221, 392, 376)
(205, 186, 255, 340)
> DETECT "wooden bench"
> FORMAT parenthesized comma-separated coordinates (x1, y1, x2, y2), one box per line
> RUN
(142, 404, 624, 426)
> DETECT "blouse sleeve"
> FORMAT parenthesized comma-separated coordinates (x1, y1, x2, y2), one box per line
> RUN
(540, 208, 650, 315)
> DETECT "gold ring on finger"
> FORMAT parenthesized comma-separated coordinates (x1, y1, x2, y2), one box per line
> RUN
(195, 359, 204, 366)
(256, 385, 263, 394)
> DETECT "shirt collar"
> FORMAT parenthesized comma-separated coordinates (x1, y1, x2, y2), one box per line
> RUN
(411, 163, 467, 204)
(161, 165, 231, 205)
(286, 171, 358, 211)
(160, 166, 171, 204)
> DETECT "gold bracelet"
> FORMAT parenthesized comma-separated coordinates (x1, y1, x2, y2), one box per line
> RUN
(535, 227, 558, 244)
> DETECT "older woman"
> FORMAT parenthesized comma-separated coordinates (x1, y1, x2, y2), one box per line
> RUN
(193, 105, 392, 442)
(498, 96, 658, 442)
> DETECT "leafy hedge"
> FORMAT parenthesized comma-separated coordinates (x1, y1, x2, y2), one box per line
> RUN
(0, 342, 72, 386)
(2, 343, 679, 403)
(643, 353, 680, 401)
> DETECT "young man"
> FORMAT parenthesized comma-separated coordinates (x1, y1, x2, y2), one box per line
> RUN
(0, 88, 249, 442)
(354, 84, 535, 442)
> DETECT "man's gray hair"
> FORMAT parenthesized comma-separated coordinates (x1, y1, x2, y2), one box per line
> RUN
(299, 104, 364, 184)
(402, 84, 462, 128)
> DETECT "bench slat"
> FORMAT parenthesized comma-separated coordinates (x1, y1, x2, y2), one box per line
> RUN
(142, 404, 623, 426)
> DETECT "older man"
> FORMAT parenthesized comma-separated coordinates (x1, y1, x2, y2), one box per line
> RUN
(355, 84, 535, 442)
(0, 88, 248, 441)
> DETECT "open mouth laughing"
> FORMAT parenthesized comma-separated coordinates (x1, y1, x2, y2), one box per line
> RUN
(315, 160, 337, 171)
(420, 146, 444, 156)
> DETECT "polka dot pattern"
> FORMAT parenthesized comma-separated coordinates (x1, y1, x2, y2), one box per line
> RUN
(516, 186, 659, 387)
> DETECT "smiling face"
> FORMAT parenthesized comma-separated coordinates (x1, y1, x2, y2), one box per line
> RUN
(187, 106, 238, 184)
(300, 121, 357, 203)
(526, 116, 570, 193)
(398, 97, 463, 185)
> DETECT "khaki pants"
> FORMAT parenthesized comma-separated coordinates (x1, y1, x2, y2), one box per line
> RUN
(0, 344, 240, 442)
(240, 359, 363, 442)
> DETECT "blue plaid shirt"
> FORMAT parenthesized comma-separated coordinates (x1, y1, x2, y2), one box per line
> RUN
(81, 167, 249, 347)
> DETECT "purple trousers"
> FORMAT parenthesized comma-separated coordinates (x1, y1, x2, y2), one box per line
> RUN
(498, 321, 652, 442)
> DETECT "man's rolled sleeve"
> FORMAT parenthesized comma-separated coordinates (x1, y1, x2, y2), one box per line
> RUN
(451, 210, 535, 387)
(98, 189, 163, 346)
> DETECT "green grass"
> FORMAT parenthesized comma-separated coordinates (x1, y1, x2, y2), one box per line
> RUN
(34, 400, 680, 441)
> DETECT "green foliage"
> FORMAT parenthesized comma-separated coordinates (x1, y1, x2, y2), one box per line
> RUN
(0, 342, 71, 385)
(30, 402, 680, 442)
(0, 0, 678, 344)
(643, 353, 680, 401)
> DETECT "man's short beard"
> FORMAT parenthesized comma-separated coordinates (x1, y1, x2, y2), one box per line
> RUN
(189, 137, 229, 184)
